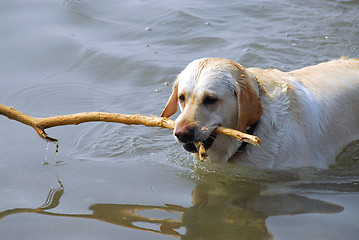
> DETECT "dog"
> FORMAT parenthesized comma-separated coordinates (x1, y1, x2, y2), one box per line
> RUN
(161, 57, 359, 169)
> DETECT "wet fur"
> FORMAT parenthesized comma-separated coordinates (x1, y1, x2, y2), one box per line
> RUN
(162, 57, 359, 169)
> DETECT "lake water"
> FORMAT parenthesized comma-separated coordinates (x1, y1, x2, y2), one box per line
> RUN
(1, 0, 359, 239)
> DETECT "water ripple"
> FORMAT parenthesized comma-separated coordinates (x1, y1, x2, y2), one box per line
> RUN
(3, 81, 110, 116)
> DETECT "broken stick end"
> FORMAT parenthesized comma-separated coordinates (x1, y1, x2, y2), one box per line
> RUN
(34, 128, 59, 143)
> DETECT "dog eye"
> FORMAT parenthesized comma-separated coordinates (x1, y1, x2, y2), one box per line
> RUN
(203, 96, 218, 105)
(179, 94, 186, 102)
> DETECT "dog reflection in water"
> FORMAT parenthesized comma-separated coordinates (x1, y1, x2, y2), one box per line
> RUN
(0, 181, 343, 239)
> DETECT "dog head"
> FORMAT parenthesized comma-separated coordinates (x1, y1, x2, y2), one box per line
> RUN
(161, 58, 262, 162)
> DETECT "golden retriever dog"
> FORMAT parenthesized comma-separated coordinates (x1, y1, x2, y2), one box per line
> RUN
(161, 57, 359, 169)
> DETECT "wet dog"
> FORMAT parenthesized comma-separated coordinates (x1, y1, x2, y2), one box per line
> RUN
(161, 57, 359, 169)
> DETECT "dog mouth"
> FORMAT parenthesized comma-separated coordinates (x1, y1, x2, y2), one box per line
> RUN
(182, 132, 217, 153)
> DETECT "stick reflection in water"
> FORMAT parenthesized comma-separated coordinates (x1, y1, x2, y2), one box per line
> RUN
(0, 180, 344, 239)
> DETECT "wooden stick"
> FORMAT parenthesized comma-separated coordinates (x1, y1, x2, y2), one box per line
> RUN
(0, 104, 261, 147)
(193, 142, 208, 161)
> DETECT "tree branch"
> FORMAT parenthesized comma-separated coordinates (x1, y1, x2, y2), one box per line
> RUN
(0, 104, 260, 149)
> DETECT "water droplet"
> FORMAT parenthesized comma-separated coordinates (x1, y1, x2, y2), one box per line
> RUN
(44, 142, 50, 163)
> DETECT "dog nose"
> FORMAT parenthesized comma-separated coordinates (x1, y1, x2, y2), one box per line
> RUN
(175, 126, 195, 143)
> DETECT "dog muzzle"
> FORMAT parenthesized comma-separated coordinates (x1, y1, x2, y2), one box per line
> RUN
(182, 132, 217, 153)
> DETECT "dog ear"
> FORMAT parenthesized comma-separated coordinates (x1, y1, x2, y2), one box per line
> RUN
(235, 75, 263, 133)
(161, 83, 178, 117)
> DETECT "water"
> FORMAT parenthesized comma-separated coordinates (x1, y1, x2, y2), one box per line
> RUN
(1, 0, 359, 239)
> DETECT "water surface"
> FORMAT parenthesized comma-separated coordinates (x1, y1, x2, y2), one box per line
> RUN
(1, 0, 359, 239)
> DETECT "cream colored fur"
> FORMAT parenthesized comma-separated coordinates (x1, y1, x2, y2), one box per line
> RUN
(162, 57, 359, 169)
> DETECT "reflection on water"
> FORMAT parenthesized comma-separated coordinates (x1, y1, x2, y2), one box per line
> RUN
(0, 179, 343, 240)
